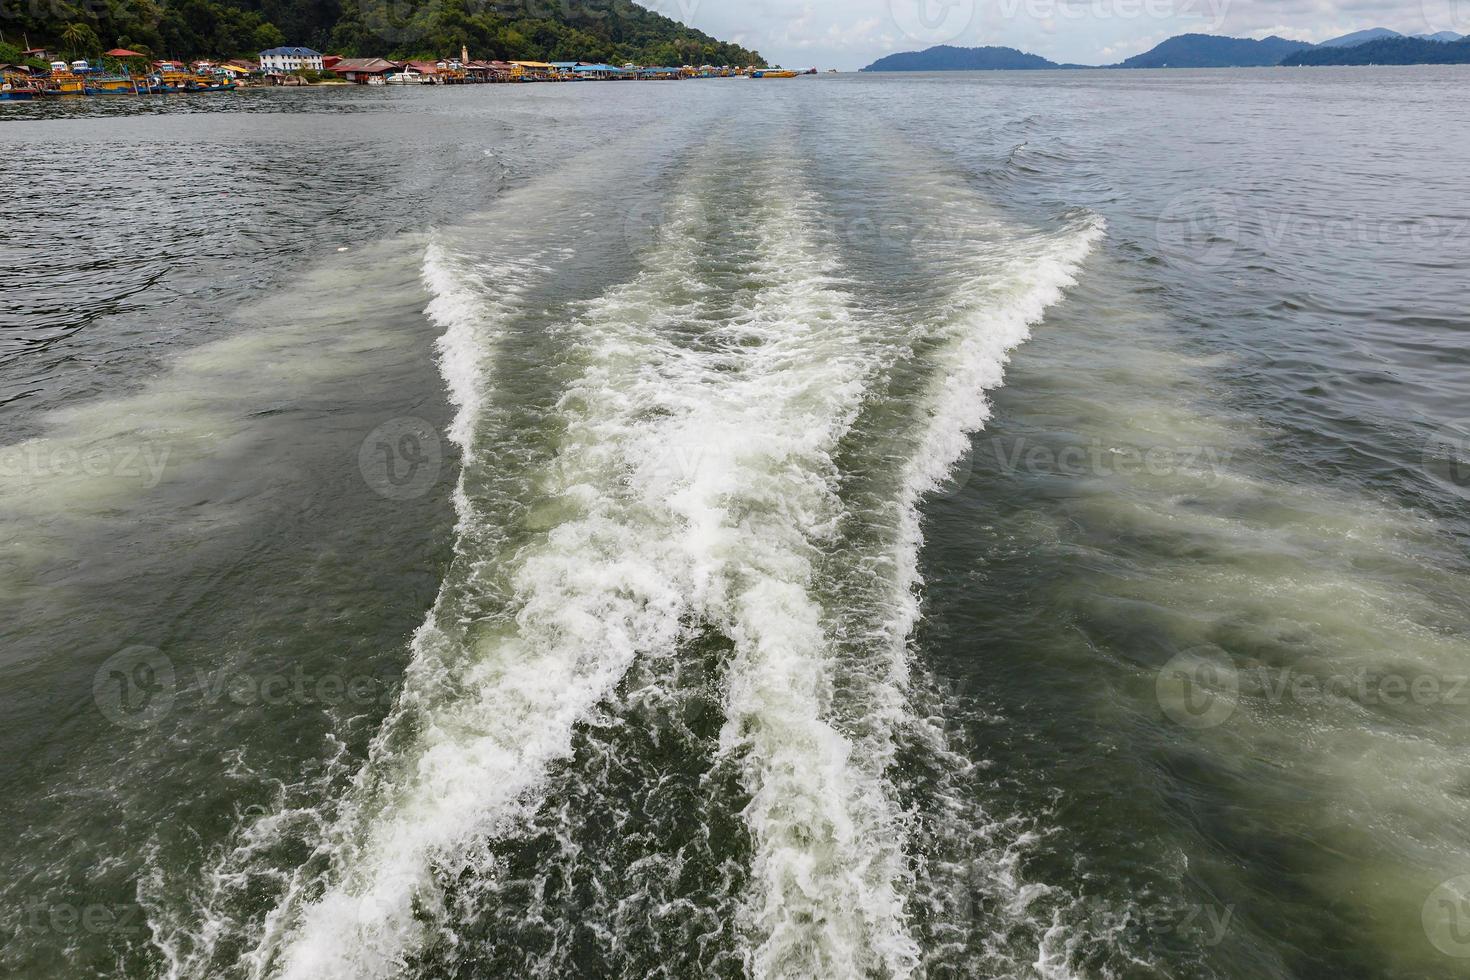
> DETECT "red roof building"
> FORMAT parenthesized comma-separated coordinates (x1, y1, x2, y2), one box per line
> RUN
(329, 57, 399, 83)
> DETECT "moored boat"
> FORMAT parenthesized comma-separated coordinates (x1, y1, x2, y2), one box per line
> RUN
(84, 73, 161, 95)
(1, 79, 37, 100)
(43, 70, 87, 95)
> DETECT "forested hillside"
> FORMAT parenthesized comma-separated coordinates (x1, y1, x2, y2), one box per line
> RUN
(1282, 36, 1470, 65)
(0, 0, 763, 65)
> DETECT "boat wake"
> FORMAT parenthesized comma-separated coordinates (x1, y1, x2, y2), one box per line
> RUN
(151, 117, 1103, 980)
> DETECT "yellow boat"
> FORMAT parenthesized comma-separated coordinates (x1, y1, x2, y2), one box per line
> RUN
(751, 69, 799, 78)
(47, 71, 87, 95)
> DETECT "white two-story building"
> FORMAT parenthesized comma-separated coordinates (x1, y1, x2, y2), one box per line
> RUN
(259, 46, 324, 74)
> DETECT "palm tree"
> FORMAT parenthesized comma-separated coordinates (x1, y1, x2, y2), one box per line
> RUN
(60, 22, 99, 60)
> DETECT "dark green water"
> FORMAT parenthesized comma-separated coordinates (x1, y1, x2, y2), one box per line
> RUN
(2, 69, 1469, 979)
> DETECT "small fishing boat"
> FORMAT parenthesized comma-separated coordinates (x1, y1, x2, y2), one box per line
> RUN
(155, 68, 203, 92)
(0, 78, 37, 100)
(84, 73, 161, 95)
(191, 73, 238, 91)
(751, 69, 800, 78)
(44, 70, 87, 95)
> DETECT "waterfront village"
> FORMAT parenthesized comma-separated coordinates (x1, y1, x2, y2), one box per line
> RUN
(0, 43, 819, 99)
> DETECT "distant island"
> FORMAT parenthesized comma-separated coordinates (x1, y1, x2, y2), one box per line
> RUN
(861, 45, 1059, 71)
(861, 27, 1470, 72)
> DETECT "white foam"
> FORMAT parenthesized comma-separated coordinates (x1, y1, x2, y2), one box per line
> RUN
(243, 140, 1104, 980)
(249, 177, 720, 980)
(833, 165, 1104, 976)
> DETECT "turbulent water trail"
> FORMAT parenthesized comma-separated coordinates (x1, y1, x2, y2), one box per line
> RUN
(881, 209, 1105, 978)
(220, 117, 1105, 980)
(667, 173, 918, 979)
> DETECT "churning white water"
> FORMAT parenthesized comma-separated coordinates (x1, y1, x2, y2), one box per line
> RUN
(232, 120, 1102, 980)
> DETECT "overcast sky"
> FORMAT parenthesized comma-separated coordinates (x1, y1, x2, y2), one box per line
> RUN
(644, 0, 1470, 70)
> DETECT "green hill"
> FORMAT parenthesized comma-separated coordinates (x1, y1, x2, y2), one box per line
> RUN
(1, 0, 763, 66)
(1282, 36, 1470, 65)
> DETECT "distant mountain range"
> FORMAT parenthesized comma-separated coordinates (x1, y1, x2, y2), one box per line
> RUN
(1321, 28, 1464, 46)
(1318, 28, 1403, 47)
(1284, 36, 1470, 66)
(860, 28, 1470, 72)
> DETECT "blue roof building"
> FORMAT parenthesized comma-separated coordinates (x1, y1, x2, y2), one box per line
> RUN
(258, 46, 325, 73)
